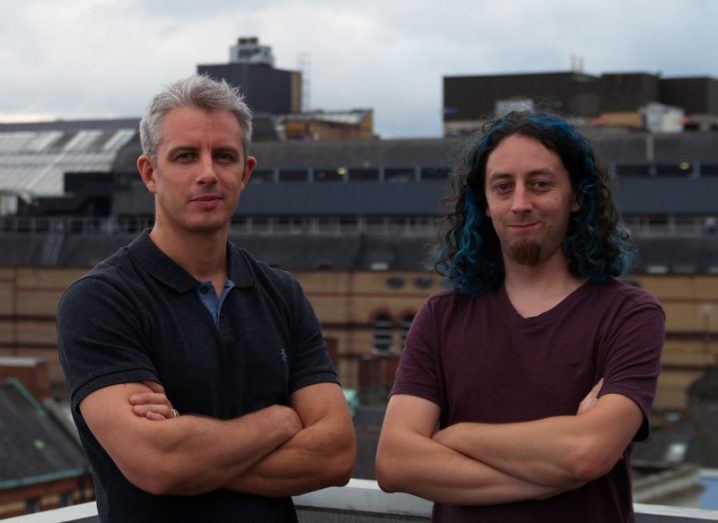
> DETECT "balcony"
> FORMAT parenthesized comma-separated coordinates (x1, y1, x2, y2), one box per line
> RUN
(5, 479, 718, 523)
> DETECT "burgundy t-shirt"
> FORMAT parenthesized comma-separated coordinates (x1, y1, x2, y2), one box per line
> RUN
(392, 278, 664, 523)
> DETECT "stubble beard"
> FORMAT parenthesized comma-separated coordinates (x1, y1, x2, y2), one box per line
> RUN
(508, 240, 542, 266)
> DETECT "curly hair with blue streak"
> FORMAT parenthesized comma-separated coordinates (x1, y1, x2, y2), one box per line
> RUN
(435, 111, 634, 297)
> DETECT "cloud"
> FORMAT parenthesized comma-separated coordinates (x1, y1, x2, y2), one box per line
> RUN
(1, 0, 717, 137)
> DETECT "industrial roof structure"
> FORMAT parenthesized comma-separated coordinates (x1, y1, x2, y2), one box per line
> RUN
(0, 121, 137, 198)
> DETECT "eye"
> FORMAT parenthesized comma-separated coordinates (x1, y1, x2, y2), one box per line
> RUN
(174, 151, 197, 162)
(214, 151, 238, 163)
(493, 182, 512, 194)
(533, 180, 553, 191)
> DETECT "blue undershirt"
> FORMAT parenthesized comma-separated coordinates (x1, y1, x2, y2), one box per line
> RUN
(196, 279, 235, 328)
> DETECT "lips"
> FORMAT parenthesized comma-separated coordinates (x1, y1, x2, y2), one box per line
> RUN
(189, 193, 223, 210)
(509, 221, 540, 229)
(190, 194, 222, 202)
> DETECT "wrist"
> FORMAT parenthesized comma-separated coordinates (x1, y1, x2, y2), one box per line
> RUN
(268, 404, 302, 439)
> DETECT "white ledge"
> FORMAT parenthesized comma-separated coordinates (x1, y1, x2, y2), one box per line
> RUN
(6, 479, 718, 522)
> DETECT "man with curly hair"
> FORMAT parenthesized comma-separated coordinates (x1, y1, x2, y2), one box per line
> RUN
(376, 112, 664, 522)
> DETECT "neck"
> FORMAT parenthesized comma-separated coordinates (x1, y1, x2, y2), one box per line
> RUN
(502, 251, 586, 318)
(149, 222, 228, 283)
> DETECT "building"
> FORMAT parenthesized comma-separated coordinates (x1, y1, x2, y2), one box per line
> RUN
(0, 359, 91, 518)
(443, 71, 718, 136)
(0, 119, 717, 410)
(197, 36, 302, 115)
(280, 110, 375, 141)
(197, 38, 376, 140)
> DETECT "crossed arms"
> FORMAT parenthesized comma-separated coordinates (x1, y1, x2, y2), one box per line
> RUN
(80, 380, 356, 497)
(375, 381, 643, 506)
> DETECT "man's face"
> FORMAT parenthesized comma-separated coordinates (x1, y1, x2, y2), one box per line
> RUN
(137, 106, 256, 235)
(484, 134, 579, 267)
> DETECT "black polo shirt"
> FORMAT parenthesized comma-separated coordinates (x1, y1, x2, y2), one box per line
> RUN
(57, 230, 338, 523)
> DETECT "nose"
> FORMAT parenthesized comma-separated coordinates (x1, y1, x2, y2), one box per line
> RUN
(196, 155, 218, 184)
(510, 183, 532, 213)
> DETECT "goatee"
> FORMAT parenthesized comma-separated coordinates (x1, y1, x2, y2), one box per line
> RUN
(509, 241, 541, 266)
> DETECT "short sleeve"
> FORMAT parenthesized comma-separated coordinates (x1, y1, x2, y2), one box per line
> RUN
(57, 277, 159, 414)
(285, 276, 338, 394)
(598, 296, 665, 441)
(391, 299, 442, 408)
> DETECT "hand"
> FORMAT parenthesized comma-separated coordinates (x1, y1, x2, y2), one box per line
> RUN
(270, 404, 304, 439)
(577, 378, 603, 415)
(130, 381, 178, 421)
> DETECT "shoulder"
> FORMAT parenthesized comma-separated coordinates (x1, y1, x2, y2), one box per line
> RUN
(58, 247, 141, 317)
(423, 286, 493, 312)
(426, 287, 467, 306)
(61, 247, 129, 294)
(230, 243, 303, 295)
(588, 278, 663, 312)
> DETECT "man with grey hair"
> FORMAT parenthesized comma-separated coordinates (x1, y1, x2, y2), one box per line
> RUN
(58, 75, 356, 522)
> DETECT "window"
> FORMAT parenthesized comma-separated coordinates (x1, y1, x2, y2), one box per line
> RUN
(385, 167, 416, 183)
(372, 313, 393, 351)
(655, 163, 692, 177)
(386, 277, 406, 289)
(250, 169, 275, 184)
(349, 168, 379, 182)
(414, 276, 434, 289)
(314, 168, 345, 182)
(278, 169, 309, 183)
(399, 313, 415, 350)
(60, 492, 73, 507)
(421, 167, 451, 181)
(26, 498, 41, 513)
(614, 164, 653, 177)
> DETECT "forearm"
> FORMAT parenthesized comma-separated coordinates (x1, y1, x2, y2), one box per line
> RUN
(224, 411, 356, 497)
(118, 405, 299, 495)
(435, 417, 585, 488)
(376, 430, 567, 505)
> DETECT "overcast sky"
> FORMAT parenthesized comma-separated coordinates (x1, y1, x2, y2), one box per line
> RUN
(1, 0, 716, 138)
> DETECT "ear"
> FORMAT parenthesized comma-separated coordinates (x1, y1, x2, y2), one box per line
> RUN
(571, 191, 582, 213)
(137, 155, 157, 194)
(240, 155, 257, 190)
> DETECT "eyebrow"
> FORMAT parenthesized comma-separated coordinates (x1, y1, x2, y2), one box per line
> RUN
(487, 168, 557, 182)
(166, 145, 241, 157)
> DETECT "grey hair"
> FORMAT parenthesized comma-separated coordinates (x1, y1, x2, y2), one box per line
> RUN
(139, 75, 253, 160)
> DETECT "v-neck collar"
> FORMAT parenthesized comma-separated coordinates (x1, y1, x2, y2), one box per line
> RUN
(497, 279, 594, 326)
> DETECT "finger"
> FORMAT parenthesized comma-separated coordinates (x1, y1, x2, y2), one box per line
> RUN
(141, 381, 165, 393)
(130, 392, 172, 406)
(133, 404, 169, 416)
(146, 411, 166, 421)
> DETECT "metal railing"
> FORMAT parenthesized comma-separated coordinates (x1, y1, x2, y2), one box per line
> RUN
(0, 216, 439, 238)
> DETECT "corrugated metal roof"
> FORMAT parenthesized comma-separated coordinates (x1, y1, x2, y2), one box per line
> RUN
(0, 128, 136, 197)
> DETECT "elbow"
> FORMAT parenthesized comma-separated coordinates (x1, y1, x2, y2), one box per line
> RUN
(375, 451, 401, 493)
(120, 455, 195, 496)
(332, 434, 358, 486)
(565, 441, 619, 483)
(122, 462, 178, 496)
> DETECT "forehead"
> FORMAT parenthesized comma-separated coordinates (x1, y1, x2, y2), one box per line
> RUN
(485, 134, 567, 180)
(159, 106, 244, 149)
